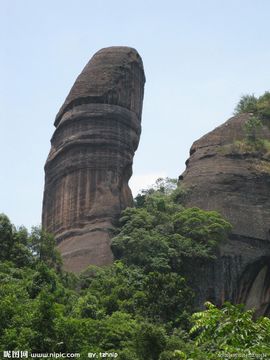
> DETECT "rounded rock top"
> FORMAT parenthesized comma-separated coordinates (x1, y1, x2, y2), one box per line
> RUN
(55, 46, 146, 126)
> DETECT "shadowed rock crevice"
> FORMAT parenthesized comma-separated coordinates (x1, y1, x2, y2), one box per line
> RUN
(42, 47, 145, 272)
(236, 256, 270, 317)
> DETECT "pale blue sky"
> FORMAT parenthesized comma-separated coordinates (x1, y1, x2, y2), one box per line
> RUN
(1, 0, 270, 229)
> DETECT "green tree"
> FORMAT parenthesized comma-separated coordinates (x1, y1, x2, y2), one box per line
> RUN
(55, 311, 139, 356)
(256, 91, 270, 119)
(135, 322, 166, 360)
(0, 214, 14, 260)
(0, 264, 36, 351)
(78, 262, 192, 328)
(112, 201, 231, 273)
(72, 293, 105, 319)
(189, 302, 270, 357)
(234, 94, 257, 115)
(0, 214, 61, 270)
(234, 91, 270, 121)
(3, 196, 264, 359)
(173, 207, 232, 247)
(138, 271, 192, 326)
(0, 214, 32, 266)
(29, 227, 62, 269)
(244, 116, 263, 143)
(134, 177, 178, 208)
(31, 287, 63, 352)
(27, 262, 58, 298)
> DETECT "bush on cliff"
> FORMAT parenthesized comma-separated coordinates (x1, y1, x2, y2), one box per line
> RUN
(234, 94, 258, 115)
(231, 93, 270, 155)
(234, 91, 270, 120)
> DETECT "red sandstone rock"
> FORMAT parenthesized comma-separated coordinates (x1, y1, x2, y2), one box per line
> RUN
(42, 47, 145, 272)
(179, 113, 270, 316)
(180, 113, 270, 241)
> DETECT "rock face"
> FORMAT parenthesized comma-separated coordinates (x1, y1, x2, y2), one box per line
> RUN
(42, 47, 145, 272)
(179, 113, 270, 316)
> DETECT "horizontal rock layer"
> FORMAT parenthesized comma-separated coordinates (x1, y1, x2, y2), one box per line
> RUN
(42, 47, 145, 272)
(55, 46, 145, 126)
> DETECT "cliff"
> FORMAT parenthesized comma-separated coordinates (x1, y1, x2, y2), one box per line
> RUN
(42, 47, 145, 272)
(179, 113, 270, 316)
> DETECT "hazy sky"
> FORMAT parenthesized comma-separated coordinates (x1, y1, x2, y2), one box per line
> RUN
(1, 0, 270, 229)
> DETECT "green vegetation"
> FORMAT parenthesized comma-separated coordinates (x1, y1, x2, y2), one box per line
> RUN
(241, 114, 270, 157)
(234, 91, 270, 145)
(112, 191, 231, 273)
(0, 181, 269, 359)
(220, 92, 270, 159)
(244, 115, 263, 143)
(234, 91, 270, 121)
(190, 302, 270, 357)
(224, 138, 270, 159)
(234, 91, 270, 148)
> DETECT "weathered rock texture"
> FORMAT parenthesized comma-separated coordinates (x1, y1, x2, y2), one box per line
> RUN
(42, 47, 145, 272)
(179, 113, 270, 316)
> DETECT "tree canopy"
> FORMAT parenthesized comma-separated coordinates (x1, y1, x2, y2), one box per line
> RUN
(0, 180, 269, 359)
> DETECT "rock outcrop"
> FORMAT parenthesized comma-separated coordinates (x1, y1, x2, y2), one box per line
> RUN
(179, 113, 270, 316)
(42, 47, 145, 272)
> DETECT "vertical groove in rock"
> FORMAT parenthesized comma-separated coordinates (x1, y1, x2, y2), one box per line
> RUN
(42, 47, 145, 272)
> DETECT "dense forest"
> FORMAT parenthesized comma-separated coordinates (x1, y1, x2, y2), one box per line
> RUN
(1, 93, 270, 359)
(1, 176, 270, 359)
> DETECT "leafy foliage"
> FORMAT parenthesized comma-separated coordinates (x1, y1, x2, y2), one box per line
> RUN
(0, 214, 32, 267)
(188, 302, 270, 358)
(112, 185, 232, 273)
(244, 116, 263, 143)
(134, 177, 178, 208)
(232, 92, 270, 154)
(0, 185, 268, 358)
(256, 91, 270, 119)
(234, 91, 270, 120)
(234, 91, 270, 135)
(0, 213, 62, 269)
(77, 262, 192, 328)
(233, 94, 258, 115)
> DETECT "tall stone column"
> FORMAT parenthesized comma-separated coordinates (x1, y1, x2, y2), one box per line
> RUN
(42, 47, 145, 272)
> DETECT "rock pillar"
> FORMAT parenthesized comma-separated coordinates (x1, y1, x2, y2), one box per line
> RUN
(42, 47, 145, 272)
